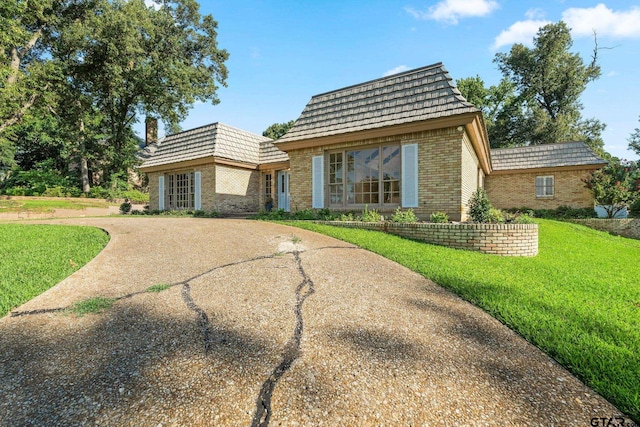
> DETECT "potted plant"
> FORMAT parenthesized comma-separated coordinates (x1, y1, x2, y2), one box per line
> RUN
(264, 196, 274, 212)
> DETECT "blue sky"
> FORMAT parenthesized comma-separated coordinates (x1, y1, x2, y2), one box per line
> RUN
(138, 0, 640, 160)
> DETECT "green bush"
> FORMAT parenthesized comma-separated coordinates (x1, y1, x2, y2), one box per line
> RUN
(361, 205, 383, 222)
(514, 213, 536, 224)
(339, 212, 356, 221)
(429, 211, 449, 223)
(393, 207, 418, 223)
(119, 199, 132, 214)
(42, 186, 64, 197)
(488, 207, 504, 223)
(468, 188, 492, 223)
(630, 198, 640, 218)
(89, 186, 110, 199)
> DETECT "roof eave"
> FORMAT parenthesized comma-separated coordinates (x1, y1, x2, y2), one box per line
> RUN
(274, 112, 484, 152)
(490, 162, 606, 175)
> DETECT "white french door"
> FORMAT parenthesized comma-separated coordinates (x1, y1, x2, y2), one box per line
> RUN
(277, 171, 290, 212)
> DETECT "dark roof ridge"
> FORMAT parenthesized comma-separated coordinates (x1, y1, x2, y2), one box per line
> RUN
(311, 62, 445, 99)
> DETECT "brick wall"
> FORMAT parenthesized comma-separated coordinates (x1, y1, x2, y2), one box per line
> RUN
(214, 165, 260, 212)
(315, 221, 539, 256)
(486, 169, 595, 210)
(571, 218, 640, 240)
(147, 171, 160, 210)
(460, 133, 481, 220)
(287, 127, 473, 221)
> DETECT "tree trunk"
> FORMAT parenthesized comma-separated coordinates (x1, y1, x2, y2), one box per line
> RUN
(78, 117, 91, 193)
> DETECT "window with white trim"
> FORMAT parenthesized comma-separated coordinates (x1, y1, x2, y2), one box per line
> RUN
(328, 144, 401, 207)
(166, 172, 195, 209)
(536, 175, 554, 197)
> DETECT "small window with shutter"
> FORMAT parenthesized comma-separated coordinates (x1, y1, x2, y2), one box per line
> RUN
(536, 176, 554, 197)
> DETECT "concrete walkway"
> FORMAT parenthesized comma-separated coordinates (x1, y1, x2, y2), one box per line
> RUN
(0, 218, 628, 426)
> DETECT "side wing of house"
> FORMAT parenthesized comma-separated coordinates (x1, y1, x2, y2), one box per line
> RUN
(275, 62, 491, 221)
(139, 122, 289, 213)
(485, 142, 607, 210)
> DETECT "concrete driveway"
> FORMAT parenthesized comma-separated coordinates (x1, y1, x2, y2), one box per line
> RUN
(0, 218, 627, 426)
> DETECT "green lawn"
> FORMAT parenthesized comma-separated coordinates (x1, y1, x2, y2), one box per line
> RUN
(0, 224, 109, 317)
(0, 198, 115, 213)
(289, 219, 640, 421)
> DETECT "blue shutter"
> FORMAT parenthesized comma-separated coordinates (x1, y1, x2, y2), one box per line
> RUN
(312, 155, 324, 208)
(401, 144, 418, 207)
(158, 176, 165, 210)
(194, 171, 202, 210)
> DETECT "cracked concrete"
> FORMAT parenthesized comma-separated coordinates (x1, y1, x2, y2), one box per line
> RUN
(0, 217, 633, 426)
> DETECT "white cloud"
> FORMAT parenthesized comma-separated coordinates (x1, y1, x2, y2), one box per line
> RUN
(606, 70, 618, 77)
(405, 0, 498, 25)
(492, 19, 551, 49)
(383, 65, 410, 77)
(525, 8, 545, 20)
(562, 4, 640, 38)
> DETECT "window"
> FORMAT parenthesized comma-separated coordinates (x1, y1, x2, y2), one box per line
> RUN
(166, 172, 195, 209)
(536, 175, 554, 197)
(328, 144, 400, 207)
(265, 173, 272, 199)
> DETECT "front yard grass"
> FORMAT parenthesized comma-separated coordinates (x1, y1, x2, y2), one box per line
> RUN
(0, 197, 115, 213)
(289, 219, 640, 421)
(0, 224, 109, 317)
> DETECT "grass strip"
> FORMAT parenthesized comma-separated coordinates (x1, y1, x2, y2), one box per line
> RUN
(287, 219, 640, 421)
(0, 224, 109, 317)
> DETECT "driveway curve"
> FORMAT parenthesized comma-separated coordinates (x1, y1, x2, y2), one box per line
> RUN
(0, 218, 627, 426)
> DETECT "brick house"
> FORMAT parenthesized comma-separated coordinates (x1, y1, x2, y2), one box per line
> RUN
(486, 142, 606, 210)
(140, 62, 605, 219)
(139, 122, 288, 212)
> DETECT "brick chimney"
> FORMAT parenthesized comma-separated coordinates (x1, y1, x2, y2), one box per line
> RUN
(145, 117, 158, 146)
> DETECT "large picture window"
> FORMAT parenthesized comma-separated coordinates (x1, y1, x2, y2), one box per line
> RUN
(166, 172, 195, 209)
(328, 144, 400, 207)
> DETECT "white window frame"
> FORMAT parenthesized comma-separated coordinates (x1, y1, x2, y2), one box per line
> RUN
(536, 175, 554, 198)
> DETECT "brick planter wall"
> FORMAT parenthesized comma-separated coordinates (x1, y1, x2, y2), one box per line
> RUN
(315, 221, 539, 256)
(571, 218, 640, 240)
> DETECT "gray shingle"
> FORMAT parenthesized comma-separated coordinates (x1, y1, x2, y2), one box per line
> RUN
(277, 62, 479, 143)
(140, 122, 288, 169)
(491, 142, 607, 171)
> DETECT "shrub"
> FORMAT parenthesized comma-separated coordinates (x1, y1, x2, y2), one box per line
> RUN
(89, 186, 110, 199)
(393, 208, 418, 223)
(339, 212, 356, 221)
(468, 188, 492, 223)
(42, 186, 65, 197)
(119, 199, 132, 214)
(429, 211, 449, 223)
(361, 205, 383, 222)
(488, 207, 504, 223)
(514, 214, 536, 224)
(630, 198, 640, 218)
(317, 208, 335, 221)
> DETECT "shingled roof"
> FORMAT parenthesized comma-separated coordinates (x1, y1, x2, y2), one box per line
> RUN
(276, 62, 479, 143)
(491, 142, 607, 171)
(139, 122, 288, 169)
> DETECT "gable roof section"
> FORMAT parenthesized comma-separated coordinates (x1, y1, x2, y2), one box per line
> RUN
(140, 122, 287, 169)
(491, 142, 607, 172)
(276, 62, 479, 144)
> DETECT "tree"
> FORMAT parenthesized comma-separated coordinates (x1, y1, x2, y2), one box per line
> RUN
(495, 21, 605, 152)
(583, 162, 639, 218)
(263, 120, 295, 140)
(51, 0, 229, 191)
(458, 22, 606, 153)
(457, 76, 529, 148)
(629, 116, 640, 158)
